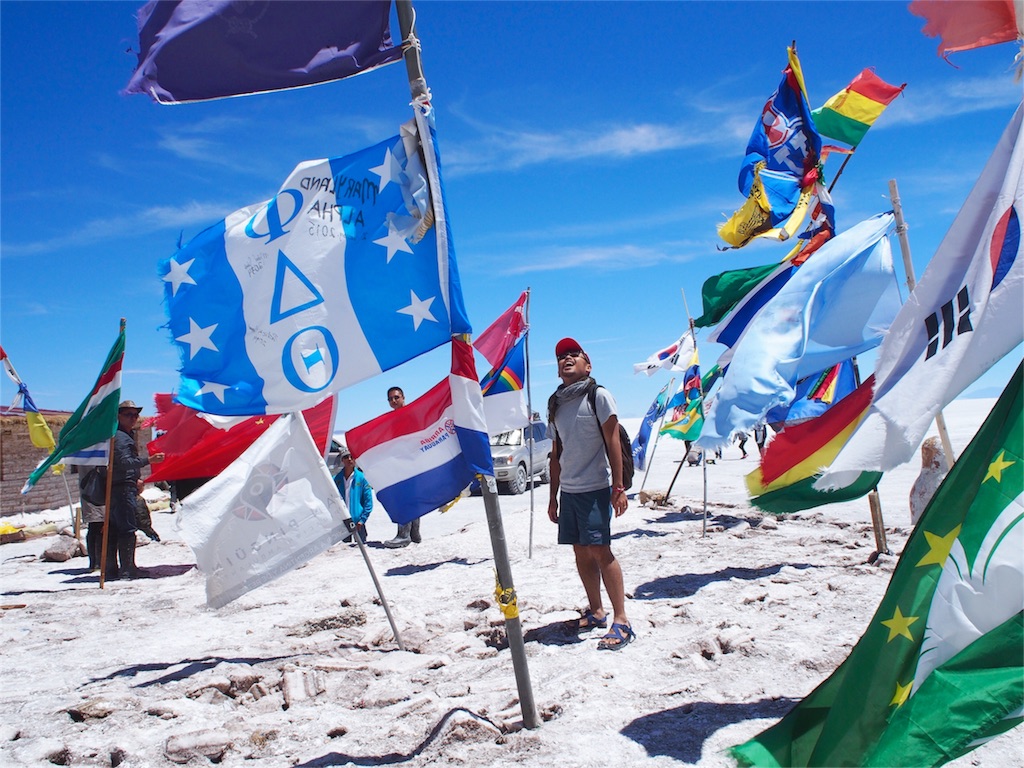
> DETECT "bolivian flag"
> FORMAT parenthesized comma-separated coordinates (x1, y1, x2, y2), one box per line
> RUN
(747, 375, 880, 513)
(812, 68, 905, 149)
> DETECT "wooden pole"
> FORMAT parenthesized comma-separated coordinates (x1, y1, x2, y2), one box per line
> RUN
(867, 489, 891, 560)
(888, 179, 957, 464)
(98, 436, 116, 588)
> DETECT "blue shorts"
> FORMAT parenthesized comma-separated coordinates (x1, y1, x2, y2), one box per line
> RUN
(558, 488, 612, 546)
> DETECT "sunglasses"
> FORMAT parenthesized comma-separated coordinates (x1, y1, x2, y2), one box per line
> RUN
(557, 350, 585, 361)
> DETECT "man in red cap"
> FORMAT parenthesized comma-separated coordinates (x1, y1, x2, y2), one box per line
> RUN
(547, 338, 634, 650)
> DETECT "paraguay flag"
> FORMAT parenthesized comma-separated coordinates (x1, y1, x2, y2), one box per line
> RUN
(480, 336, 530, 436)
(347, 339, 493, 524)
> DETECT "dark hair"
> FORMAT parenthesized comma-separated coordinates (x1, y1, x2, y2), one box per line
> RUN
(387, 387, 404, 397)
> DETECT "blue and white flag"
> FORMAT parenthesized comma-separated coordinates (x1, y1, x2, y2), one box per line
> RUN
(699, 213, 901, 449)
(346, 339, 493, 524)
(161, 108, 470, 415)
(632, 378, 673, 471)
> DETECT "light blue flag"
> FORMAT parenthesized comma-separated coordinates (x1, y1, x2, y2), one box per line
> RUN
(160, 108, 470, 415)
(631, 379, 672, 471)
(698, 213, 900, 449)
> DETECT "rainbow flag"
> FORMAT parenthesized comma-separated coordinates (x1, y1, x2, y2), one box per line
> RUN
(747, 375, 881, 513)
(812, 69, 906, 149)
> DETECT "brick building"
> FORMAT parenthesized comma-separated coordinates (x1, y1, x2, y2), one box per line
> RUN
(0, 407, 152, 516)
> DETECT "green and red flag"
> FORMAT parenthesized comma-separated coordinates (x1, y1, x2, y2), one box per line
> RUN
(22, 327, 125, 493)
(812, 68, 905, 151)
(733, 361, 1024, 766)
(747, 374, 881, 514)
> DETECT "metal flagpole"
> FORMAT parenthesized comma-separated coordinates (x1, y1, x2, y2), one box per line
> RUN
(679, 290, 712, 537)
(522, 289, 536, 559)
(395, 4, 538, 729)
(349, 521, 406, 651)
(888, 179, 957, 464)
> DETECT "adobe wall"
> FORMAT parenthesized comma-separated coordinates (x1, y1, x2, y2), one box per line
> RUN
(0, 414, 152, 517)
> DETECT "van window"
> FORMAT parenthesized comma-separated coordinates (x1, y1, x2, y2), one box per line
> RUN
(532, 423, 547, 441)
(491, 430, 522, 447)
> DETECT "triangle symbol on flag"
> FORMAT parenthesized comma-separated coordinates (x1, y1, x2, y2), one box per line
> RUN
(271, 250, 325, 324)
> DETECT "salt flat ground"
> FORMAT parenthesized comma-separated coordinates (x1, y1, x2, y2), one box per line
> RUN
(1, 398, 1020, 767)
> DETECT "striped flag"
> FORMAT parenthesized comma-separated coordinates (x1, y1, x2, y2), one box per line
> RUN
(23, 327, 124, 493)
(474, 291, 528, 371)
(347, 338, 493, 524)
(746, 376, 881, 514)
(480, 336, 530, 436)
(1, 346, 55, 451)
(812, 69, 905, 149)
(732, 362, 1023, 766)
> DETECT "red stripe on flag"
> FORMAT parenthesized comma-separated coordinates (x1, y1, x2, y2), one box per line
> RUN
(760, 375, 875, 486)
(846, 69, 905, 105)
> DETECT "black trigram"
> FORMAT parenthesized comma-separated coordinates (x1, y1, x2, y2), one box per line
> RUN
(924, 286, 973, 360)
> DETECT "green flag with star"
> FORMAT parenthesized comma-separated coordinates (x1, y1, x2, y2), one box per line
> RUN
(732, 361, 1023, 767)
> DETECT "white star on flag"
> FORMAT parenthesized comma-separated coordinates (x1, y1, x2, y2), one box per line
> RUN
(374, 219, 414, 263)
(369, 145, 403, 193)
(163, 257, 197, 296)
(177, 318, 219, 359)
(397, 291, 437, 330)
(196, 380, 228, 403)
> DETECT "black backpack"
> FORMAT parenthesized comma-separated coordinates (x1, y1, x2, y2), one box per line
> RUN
(80, 467, 107, 506)
(548, 382, 635, 491)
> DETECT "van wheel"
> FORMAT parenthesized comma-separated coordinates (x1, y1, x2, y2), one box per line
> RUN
(508, 464, 528, 495)
(539, 457, 551, 484)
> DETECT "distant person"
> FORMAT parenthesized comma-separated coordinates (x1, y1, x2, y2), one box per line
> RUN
(547, 338, 634, 651)
(753, 423, 769, 457)
(334, 445, 373, 543)
(736, 432, 749, 459)
(105, 401, 164, 580)
(910, 437, 949, 526)
(382, 386, 422, 548)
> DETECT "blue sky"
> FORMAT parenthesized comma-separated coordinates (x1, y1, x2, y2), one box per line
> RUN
(1, 1, 1021, 433)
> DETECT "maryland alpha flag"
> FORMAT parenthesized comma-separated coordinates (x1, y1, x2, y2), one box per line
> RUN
(732, 361, 1023, 767)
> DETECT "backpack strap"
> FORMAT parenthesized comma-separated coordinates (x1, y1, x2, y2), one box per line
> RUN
(588, 384, 613, 471)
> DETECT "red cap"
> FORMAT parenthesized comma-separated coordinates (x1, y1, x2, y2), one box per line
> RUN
(555, 337, 588, 360)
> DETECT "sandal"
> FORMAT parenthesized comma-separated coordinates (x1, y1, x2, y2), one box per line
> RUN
(567, 609, 607, 632)
(597, 623, 635, 651)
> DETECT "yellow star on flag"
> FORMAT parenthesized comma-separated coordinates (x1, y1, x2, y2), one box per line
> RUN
(984, 450, 1015, 483)
(890, 680, 913, 707)
(881, 605, 919, 642)
(916, 524, 961, 568)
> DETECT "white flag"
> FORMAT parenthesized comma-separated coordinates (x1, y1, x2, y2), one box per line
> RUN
(633, 331, 695, 376)
(818, 103, 1024, 490)
(176, 412, 348, 608)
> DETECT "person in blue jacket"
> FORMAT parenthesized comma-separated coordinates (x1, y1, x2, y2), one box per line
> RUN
(334, 445, 373, 543)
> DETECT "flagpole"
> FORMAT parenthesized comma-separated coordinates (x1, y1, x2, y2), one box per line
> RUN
(395, 1, 428, 103)
(888, 179, 957, 465)
(522, 288, 536, 560)
(349, 524, 406, 651)
(98, 435, 115, 589)
(680, 289, 712, 537)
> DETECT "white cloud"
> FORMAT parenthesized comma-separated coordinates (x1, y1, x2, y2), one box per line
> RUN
(1, 201, 231, 257)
